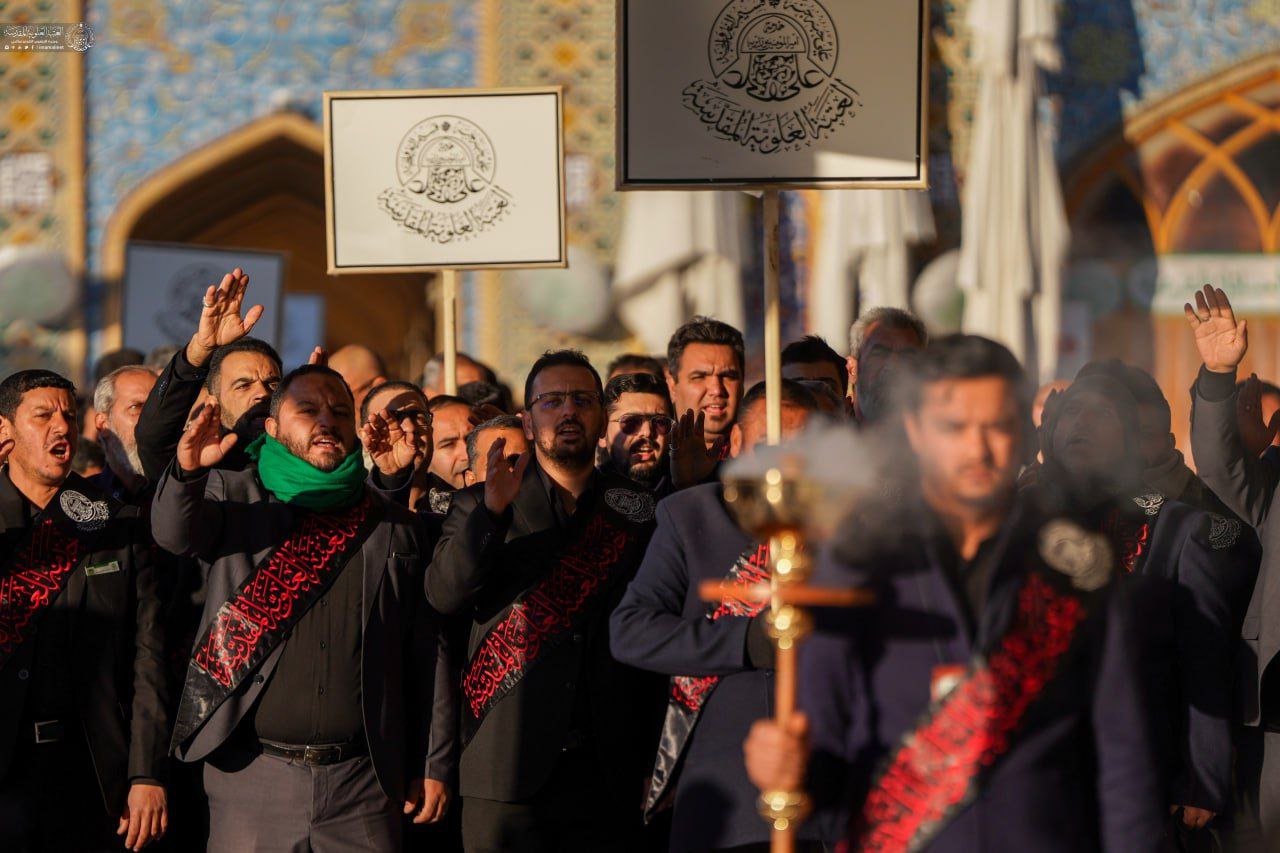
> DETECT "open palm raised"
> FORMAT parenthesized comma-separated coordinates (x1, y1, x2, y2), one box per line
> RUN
(1184, 284, 1247, 373)
(177, 403, 238, 473)
(186, 268, 265, 367)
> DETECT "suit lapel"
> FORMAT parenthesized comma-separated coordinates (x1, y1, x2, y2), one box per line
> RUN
(511, 460, 556, 537)
(361, 518, 390, 628)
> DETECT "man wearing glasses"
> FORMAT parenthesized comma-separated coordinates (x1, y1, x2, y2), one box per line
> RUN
(429, 350, 667, 852)
(600, 372, 675, 493)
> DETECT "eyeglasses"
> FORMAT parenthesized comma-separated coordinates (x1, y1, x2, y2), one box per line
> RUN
(611, 414, 675, 436)
(529, 391, 601, 411)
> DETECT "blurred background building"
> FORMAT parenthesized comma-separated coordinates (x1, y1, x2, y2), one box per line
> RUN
(1, 0, 1279, 454)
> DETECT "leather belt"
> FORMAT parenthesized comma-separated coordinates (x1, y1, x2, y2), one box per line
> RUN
(258, 739, 365, 766)
(32, 719, 64, 744)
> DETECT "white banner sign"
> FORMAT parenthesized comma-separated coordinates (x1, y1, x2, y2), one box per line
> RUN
(1148, 254, 1280, 315)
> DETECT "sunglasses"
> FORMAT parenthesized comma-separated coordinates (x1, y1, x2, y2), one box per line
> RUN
(612, 414, 675, 436)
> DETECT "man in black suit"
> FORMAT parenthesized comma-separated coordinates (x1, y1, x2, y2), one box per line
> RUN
(136, 268, 284, 481)
(1029, 368, 1245, 839)
(610, 379, 824, 853)
(151, 364, 454, 852)
(429, 349, 666, 852)
(0, 369, 169, 851)
(745, 336, 1163, 852)
(1186, 285, 1280, 850)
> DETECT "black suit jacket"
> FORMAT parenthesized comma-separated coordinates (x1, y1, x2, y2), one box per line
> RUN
(1191, 366, 1280, 731)
(428, 461, 666, 805)
(0, 469, 168, 814)
(611, 483, 806, 852)
(150, 460, 456, 800)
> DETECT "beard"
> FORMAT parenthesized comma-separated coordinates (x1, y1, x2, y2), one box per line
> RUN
(103, 434, 144, 480)
(537, 431, 596, 469)
(619, 439, 666, 486)
(280, 431, 347, 472)
(626, 457, 664, 486)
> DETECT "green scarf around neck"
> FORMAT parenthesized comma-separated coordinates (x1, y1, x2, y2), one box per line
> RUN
(245, 433, 366, 511)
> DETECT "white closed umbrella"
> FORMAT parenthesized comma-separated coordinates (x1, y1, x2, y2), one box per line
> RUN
(809, 190, 936, 348)
(613, 192, 749, 354)
(957, 0, 1069, 381)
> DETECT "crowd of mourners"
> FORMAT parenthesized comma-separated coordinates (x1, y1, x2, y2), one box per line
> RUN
(4, 269, 1280, 853)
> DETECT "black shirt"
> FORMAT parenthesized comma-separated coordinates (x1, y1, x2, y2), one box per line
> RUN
(536, 465, 600, 748)
(252, 547, 365, 745)
(927, 515, 999, 635)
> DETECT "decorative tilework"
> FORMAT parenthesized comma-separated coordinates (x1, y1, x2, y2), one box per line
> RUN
(1057, 0, 1280, 159)
(0, 0, 85, 379)
(85, 0, 476, 273)
(0, 0, 84, 266)
(476, 0, 643, 383)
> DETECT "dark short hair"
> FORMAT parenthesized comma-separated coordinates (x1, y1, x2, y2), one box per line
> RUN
(523, 350, 603, 408)
(427, 394, 470, 414)
(360, 379, 426, 424)
(738, 379, 821, 420)
(458, 381, 507, 410)
(604, 372, 672, 415)
(465, 414, 524, 470)
(899, 335, 1032, 457)
(782, 335, 848, 388)
(607, 353, 665, 379)
(206, 338, 283, 394)
(0, 369, 76, 421)
(93, 348, 145, 383)
(268, 365, 352, 420)
(666, 317, 745, 377)
(1078, 360, 1170, 430)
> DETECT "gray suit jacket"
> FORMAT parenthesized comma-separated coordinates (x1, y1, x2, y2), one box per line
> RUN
(150, 459, 456, 799)
(1191, 366, 1277, 726)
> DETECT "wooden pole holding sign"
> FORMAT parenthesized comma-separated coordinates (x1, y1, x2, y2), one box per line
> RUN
(441, 269, 459, 396)
(618, 0, 926, 844)
(323, 85, 567, 400)
(763, 190, 783, 448)
(762, 188, 789, 853)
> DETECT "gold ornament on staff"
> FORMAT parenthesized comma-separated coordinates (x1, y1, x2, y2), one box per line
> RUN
(701, 426, 877, 853)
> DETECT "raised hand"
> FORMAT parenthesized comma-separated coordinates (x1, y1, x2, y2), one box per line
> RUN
(669, 409, 727, 490)
(1236, 374, 1280, 458)
(185, 268, 265, 367)
(483, 437, 531, 516)
(307, 346, 328, 367)
(1184, 285, 1247, 373)
(177, 403, 237, 473)
(360, 408, 424, 477)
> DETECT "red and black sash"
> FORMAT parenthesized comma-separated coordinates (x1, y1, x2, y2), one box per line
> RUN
(1104, 509, 1153, 575)
(172, 492, 380, 745)
(645, 543, 771, 818)
(849, 568, 1094, 853)
(0, 476, 119, 673)
(460, 493, 651, 744)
